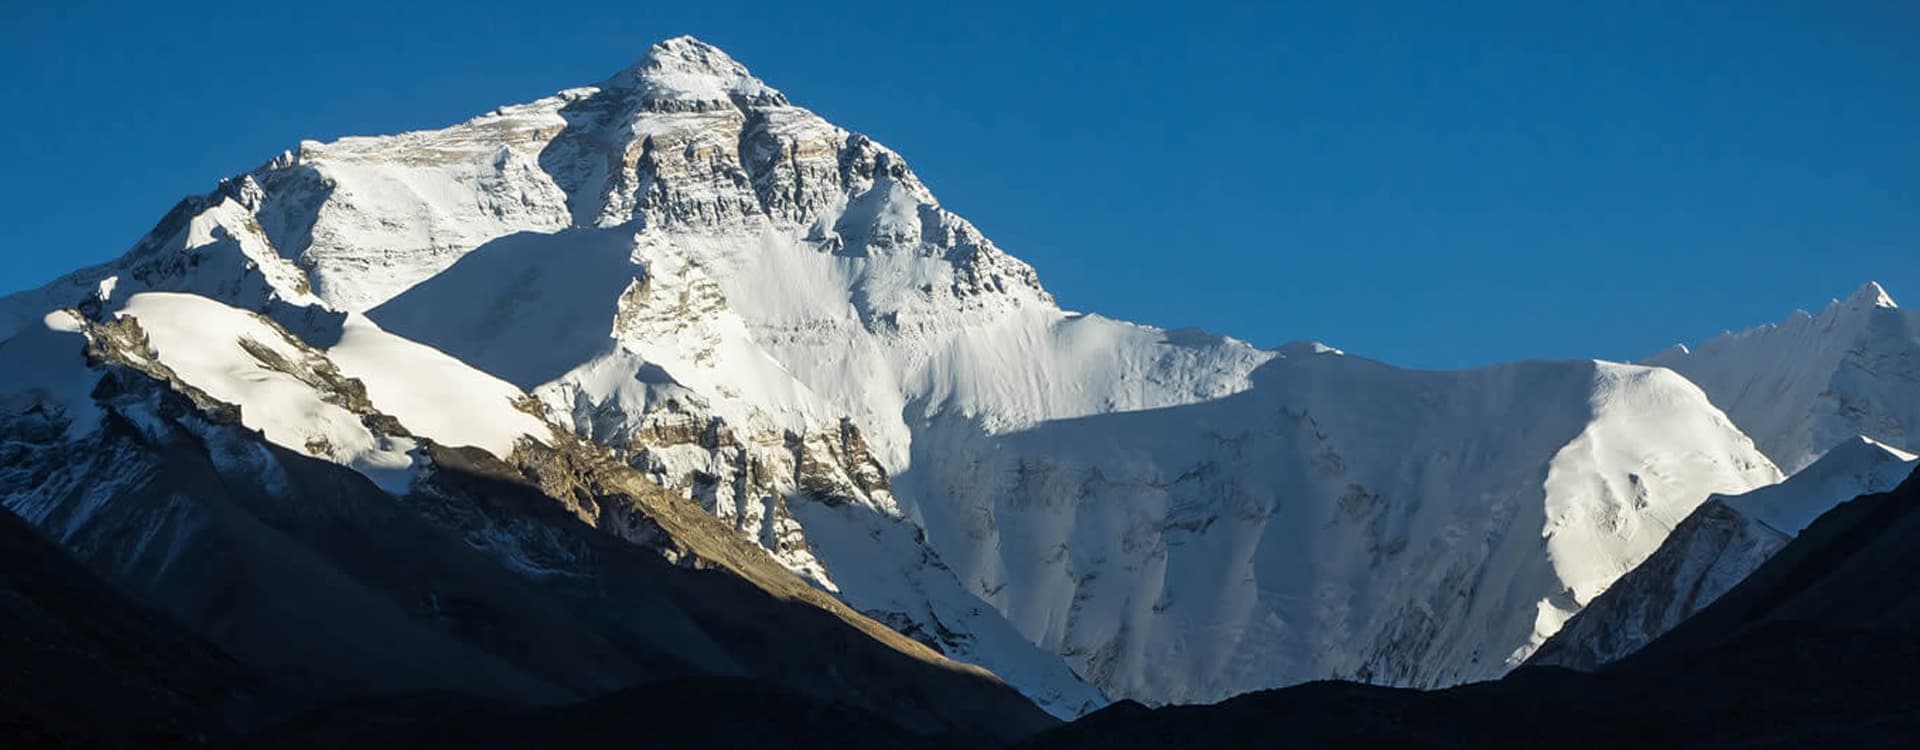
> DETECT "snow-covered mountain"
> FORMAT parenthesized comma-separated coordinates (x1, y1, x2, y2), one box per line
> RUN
(0, 36, 1790, 709)
(0, 291, 1056, 739)
(900, 353, 1778, 701)
(1533, 283, 1920, 670)
(1529, 435, 1917, 670)
(1646, 282, 1920, 473)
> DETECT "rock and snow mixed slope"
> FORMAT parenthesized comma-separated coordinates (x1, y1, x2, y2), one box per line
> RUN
(1646, 282, 1920, 473)
(0, 36, 1797, 709)
(1531, 435, 1917, 670)
(0, 292, 1055, 740)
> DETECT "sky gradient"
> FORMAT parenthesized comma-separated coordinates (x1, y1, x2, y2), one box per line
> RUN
(3, 1, 1914, 369)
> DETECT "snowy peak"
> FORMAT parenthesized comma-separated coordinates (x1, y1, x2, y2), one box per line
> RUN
(1844, 280, 1898, 310)
(606, 35, 789, 111)
(0, 34, 1052, 320)
(1814, 434, 1917, 468)
(1646, 282, 1920, 472)
(0, 37, 1879, 717)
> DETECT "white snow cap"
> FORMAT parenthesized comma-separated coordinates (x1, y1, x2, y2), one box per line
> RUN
(607, 35, 787, 108)
(1845, 280, 1898, 309)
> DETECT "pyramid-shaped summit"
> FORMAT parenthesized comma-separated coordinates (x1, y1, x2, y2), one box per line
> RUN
(2, 35, 1880, 723)
(602, 35, 789, 110)
(1847, 280, 1898, 309)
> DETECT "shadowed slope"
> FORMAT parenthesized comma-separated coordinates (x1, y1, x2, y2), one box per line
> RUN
(0, 504, 249, 748)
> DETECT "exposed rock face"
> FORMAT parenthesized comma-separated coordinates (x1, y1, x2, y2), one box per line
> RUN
(0, 36, 1791, 710)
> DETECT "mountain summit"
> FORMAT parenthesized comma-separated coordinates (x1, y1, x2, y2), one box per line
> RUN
(1647, 280, 1920, 473)
(3, 38, 1874, 716)
(1850, 280, 1899, 309)
(607, 35, 790, 110)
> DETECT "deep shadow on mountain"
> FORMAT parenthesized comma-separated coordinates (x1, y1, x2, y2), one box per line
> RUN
(233, 461, 1920, 749)
(404, 443, 1056, 743)
(0, 506, 249, 749)
(235, 678, 986, 750)
(367, 227, 638, 390)
(0, 367, 1050, 746)
(1018, 467, 1920, 749)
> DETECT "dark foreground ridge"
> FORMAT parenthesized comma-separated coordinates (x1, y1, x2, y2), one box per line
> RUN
(0, 503, 244, 748)
(8, 461, 1916, 748)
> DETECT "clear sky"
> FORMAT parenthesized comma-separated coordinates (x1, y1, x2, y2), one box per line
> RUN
(3, 1, 1914, 369)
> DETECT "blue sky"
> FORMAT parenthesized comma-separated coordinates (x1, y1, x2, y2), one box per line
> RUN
(3, 1, 1914, 369)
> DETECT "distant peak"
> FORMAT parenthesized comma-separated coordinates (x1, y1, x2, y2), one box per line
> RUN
(1649, 343, 1691, 360)
(1857, 435, 1920, 462)
(1274, 340, 1344, 357)
(1846, 281, 1898, 309)
(1805, 434, 1918, 472)
(607, 36, 787, 110)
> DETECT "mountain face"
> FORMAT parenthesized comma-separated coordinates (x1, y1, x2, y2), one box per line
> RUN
(1527, 285, 1920, 672)
(0, 293, 1053, 742)
(1020, 466, 1920, 750)
(1646, 282, 1920, 473)
(0, 36, 1787, 710)
(1530, 435, 1917, 670)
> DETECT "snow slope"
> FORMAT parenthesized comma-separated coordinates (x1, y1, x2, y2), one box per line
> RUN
(0, 36, 1790, 709)
(0, 311, 104, 440)
(323, 311, 551, 459)
(4, 292, 550, 496)
(1531, 435, 1917, 670)
(117, 293, 422, 492)
(899, 353, 1776, 701)
(1647, 282, 1920, 473)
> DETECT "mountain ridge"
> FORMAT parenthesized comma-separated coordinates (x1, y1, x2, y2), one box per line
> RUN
(7, 36, 1903, 714)
(1530, 434, 1917, 671)
(1646, 280, 1920, 473)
